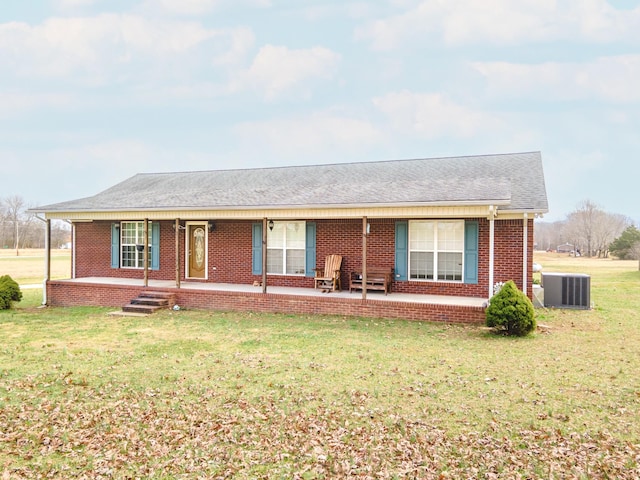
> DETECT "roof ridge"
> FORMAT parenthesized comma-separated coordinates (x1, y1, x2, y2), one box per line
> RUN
(133, 151, 542, 177)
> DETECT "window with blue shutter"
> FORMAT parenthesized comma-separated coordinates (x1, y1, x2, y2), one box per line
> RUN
(395, 221, 408, 281)
(464, 220, 479, 284)
(305, 222, 316, 277)
(252, 222, 262, 275)
(151, 222, 160, 270)
(111, 223, 120, 269)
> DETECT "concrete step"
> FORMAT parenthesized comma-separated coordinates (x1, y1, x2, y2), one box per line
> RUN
(122, 290, 176, 315)
(122, 303, 164, 314)
(131, 297, 170, 307)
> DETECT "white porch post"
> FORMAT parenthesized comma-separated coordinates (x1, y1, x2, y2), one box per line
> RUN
(522, 213, 528, 296)
(489, 206, 495, 298)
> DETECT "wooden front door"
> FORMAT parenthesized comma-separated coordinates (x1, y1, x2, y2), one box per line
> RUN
(187, 223, 207, 279)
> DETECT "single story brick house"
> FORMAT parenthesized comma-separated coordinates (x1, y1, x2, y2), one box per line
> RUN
(33, 151, 548, 323)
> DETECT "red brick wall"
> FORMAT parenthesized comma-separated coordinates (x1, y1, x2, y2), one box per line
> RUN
(72, 217, 534, 299)
(493, 218, 535, 299)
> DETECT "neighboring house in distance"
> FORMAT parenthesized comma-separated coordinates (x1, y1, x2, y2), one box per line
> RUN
(32, 151, 548, 323)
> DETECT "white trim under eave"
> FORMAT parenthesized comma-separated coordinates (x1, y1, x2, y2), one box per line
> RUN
(41, 204, 503, 222)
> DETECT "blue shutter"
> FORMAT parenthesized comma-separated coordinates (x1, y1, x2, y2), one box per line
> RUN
(111, 223, 120, 269)
(464, 220, 479, 284)
(395, 221, 408, 281)
(151, 222, 160, 270)
(305, 222, 316, 277)
(252, 222, 262, 275)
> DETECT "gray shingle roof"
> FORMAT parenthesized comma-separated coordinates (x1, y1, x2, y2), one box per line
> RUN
(34, 152, 548, 214)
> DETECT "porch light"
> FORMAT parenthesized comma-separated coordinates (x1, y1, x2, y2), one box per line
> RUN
(135, 244, 144, 252)
(268, 219, 274, 231)
(208, 221, 216, 232)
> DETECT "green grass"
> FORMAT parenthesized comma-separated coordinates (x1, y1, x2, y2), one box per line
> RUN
(1, 253, 639, 478)
(0, 249, 70, 284)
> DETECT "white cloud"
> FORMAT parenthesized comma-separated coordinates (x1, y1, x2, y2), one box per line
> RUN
(0, 15, 248, 84)
(231, 45, 341, 100)
(0, 92, 72, 118)
(355, 0, 640, 50)
(299, 2, 374, 21)
(234, 112, 382, 156)
(53, 0, 96, 9)
(140, 0, 271, 16)
(372, 91, 501, 138)
(473, 55, 640, 103)
(211, 27, 255, 67)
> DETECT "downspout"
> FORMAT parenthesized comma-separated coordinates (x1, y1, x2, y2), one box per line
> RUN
(262, 218, 267, 294)
(488, 206, 495, 299)
(522, 213, 528, 296)
(362, 217, 367, 301)
(71, 222, 76, 279)
(175, 219, 181, 289)
(143, 218, 149, 288)
(35, 215, 50, 306)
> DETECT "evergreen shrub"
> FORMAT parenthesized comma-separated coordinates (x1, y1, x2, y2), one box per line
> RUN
(0, 275, 22, 310)
(486, 280, 536, 336)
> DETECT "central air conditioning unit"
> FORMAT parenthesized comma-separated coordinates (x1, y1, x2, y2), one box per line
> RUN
(541, 273, 591, 309)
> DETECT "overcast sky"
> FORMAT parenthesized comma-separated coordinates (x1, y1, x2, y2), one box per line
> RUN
(2, 0, 639, 223)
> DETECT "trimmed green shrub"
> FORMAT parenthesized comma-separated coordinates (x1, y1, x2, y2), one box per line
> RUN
(0, 275, 22, 310)
(486, 280, 536, 336)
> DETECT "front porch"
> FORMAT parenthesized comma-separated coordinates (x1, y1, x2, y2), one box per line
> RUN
(46, 277, 488, 324)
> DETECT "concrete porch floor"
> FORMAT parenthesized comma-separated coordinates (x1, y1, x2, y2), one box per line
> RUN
(59, 277, 488, 308)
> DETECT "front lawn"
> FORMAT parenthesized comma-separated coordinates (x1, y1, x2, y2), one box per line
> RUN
(1, 253, 639, 478)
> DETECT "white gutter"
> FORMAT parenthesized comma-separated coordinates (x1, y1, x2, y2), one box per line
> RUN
(523, 213, 528, 296)
(34, 215, 50, 306)
(488, 206, 496, 299)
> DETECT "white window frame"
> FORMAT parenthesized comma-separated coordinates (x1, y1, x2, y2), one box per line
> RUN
(120, 221, 151, 269)
(409, 220, 464, 282)
(267, 221, 306, 276)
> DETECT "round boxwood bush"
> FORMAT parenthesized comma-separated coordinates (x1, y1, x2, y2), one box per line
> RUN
(0, 275, 22, 310)
(486, 280, 536, 336)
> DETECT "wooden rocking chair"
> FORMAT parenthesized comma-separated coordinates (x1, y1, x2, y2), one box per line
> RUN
(313, 254, 342, 292)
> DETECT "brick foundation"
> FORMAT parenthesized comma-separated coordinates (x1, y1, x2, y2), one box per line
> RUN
(46, 281, 486, 324)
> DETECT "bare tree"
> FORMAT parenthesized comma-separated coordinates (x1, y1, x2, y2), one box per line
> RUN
(0, 202, 8, 249)
(2, 195, 27, 255)
(592, 213, 629, 258)
(565, 200, 605, 256)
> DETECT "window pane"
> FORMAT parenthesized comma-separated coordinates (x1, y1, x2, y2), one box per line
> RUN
(122, 245, 137, 268)
(267, 223, 285, 247)
(437, 252, 462, 281)
(120, 221, 152, 268)
(410, 251, 434, 279)
(267, 249, 283, 274)
(409, 221, 434, 251)
(286, 222, 305, 249)
(286, 249, 305, 274)
(266, 221, 306, 275)
(438, 221, 464, 251)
